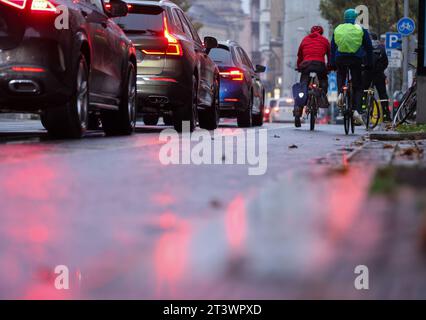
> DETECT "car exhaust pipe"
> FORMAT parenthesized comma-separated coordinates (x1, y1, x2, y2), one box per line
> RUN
(148, 96, 169, 104)
(8, 80, 41, 94)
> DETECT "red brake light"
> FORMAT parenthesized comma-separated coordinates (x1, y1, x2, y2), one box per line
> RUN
(220, 69, 244, 81)
(31, 0, 56, 12)
(11, 66, 45, 73)
(142, 15, 183, 57)
(1, 0, 27, 9)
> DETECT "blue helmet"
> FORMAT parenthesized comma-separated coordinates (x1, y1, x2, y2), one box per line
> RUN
(344, 9, 358, 23)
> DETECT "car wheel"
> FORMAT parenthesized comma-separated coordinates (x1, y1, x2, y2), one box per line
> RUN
(163, 114, 173, 126)
(198, 77, 219, 130)
(88, 113, 101, 130)
(143, 115, 160, 126)
(102, 62, 136, 136)
(43, 54, 89, 139)
(252, 97, 264, 127)
(237, 92, 253, 128)
(173, 75, 198, 132)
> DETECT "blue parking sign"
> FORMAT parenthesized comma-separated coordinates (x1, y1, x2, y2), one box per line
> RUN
(386, 32, 402, 50)
(397, 17, 416, 36)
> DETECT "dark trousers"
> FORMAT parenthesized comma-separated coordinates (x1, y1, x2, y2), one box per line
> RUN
(295, 61, 329, 116)
(299, 61, 329, 92)
(363, 71, 391, 120)
(336, 56, 363, 113)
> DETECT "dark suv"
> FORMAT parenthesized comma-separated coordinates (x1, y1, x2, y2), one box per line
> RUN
(116, 0, 220, 131)
(208, 41, 266, 127)
(0, 0, 137, 138)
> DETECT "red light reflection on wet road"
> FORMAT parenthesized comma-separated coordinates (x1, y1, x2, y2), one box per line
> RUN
(154, 213, 191, 298)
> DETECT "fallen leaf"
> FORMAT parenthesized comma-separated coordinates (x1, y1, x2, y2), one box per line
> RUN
(335, 138, 341, 141)
(383, 144, 394, 149)
(288, 144, 298, 149)
(274, 135, 281, 138)
(209, 199, 223, 209)
(354, 141, 364, 146)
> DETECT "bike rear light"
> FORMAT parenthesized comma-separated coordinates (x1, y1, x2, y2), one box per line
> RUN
(309, 83, 318, 89)
(11, 66, 45, 73)
(1, 0, 26, 9)
(31, 0, 57, 12)
(142, 15, 183, 57)
(219, 69, 244, 81)
(343, 86, 348, 91)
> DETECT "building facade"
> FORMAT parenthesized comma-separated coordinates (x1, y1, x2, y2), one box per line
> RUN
(281, 0, 329, 96)
(188, 0, 251, 52)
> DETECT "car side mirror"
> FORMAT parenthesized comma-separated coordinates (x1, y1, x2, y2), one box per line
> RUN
(204, 36, 218, 52)
(106, 0, 128, 18)
(255, 65, 266, 73)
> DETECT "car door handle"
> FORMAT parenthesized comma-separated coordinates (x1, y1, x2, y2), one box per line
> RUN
(81, 10, 88, 18)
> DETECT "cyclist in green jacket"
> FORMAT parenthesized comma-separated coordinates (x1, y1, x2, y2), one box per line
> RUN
(331, 9, 373, 126)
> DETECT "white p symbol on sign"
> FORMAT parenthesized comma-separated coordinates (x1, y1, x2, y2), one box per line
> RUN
(389, 35, 400, 48)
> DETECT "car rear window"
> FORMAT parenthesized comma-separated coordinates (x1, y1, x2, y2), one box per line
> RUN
(209, 47, 233, 65)
(114, 5, 164, 34)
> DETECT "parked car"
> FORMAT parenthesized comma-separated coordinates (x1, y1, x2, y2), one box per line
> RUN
(208, 40, 266, 127)
(116, 0, 220, 131)
(0, 0, 137, 138)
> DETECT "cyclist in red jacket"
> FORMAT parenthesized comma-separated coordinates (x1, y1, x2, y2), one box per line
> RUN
(295, 26, 331, 127)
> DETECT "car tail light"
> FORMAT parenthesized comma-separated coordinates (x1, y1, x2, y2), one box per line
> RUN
(1, 0, 27, 9)
(11, 66, 45, 73)
(142, 15, 183, 57)
(31, 0, 57, 12)
(224, 98, 239, 102)
(219, 69, 244, 81)
(265, 108, 270, 114)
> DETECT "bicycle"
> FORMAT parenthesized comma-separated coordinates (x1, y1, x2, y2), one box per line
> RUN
(393, 64, 417, 127)
(363, 81, 382, 131)
(305, 72, 321, 131)
(340, 69, 355, 135)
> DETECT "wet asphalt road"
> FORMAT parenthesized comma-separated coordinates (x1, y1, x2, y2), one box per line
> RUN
(0, 120, 370, 299)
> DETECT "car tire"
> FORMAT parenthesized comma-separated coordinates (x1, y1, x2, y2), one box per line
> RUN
(163, 114, 173, 126)
(198, 77, 219, 130)
(88, 113, 101, 130)
(173, 75, 198, 133)
(237, 92, 253, 128)
(143, 115, 160, 126)
(252, 102, 264, 127)
(102, 62, 137, 136)
(43, 54, 89, 139)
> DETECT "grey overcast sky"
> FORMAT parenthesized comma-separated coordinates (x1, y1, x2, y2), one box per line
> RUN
(242, 0, 249, 13)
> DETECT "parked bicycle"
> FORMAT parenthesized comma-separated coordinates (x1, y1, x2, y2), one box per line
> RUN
(393, 63, 417, 127)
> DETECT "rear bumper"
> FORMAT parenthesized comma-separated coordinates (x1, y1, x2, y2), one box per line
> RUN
(136, 75, 189, 114)
(219, 79, 248, 115)
(0, 38, 74, 112)
(0, 67, 73, 112)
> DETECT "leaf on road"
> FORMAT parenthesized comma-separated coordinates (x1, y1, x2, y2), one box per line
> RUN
(399, 147, 421, 157)
(383, 144, 394, 149)
(209, 199, 223, 209)
(288, 144, 298, 149)
(335, 138, 341, 141)
(354, 141, 364, 146)
(274, 135, 281, 138)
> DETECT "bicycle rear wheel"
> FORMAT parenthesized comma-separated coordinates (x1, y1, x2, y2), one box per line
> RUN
(309, 96, 317, 131)
(343, 92, 350, 135)
(366, 96, 381, 130)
